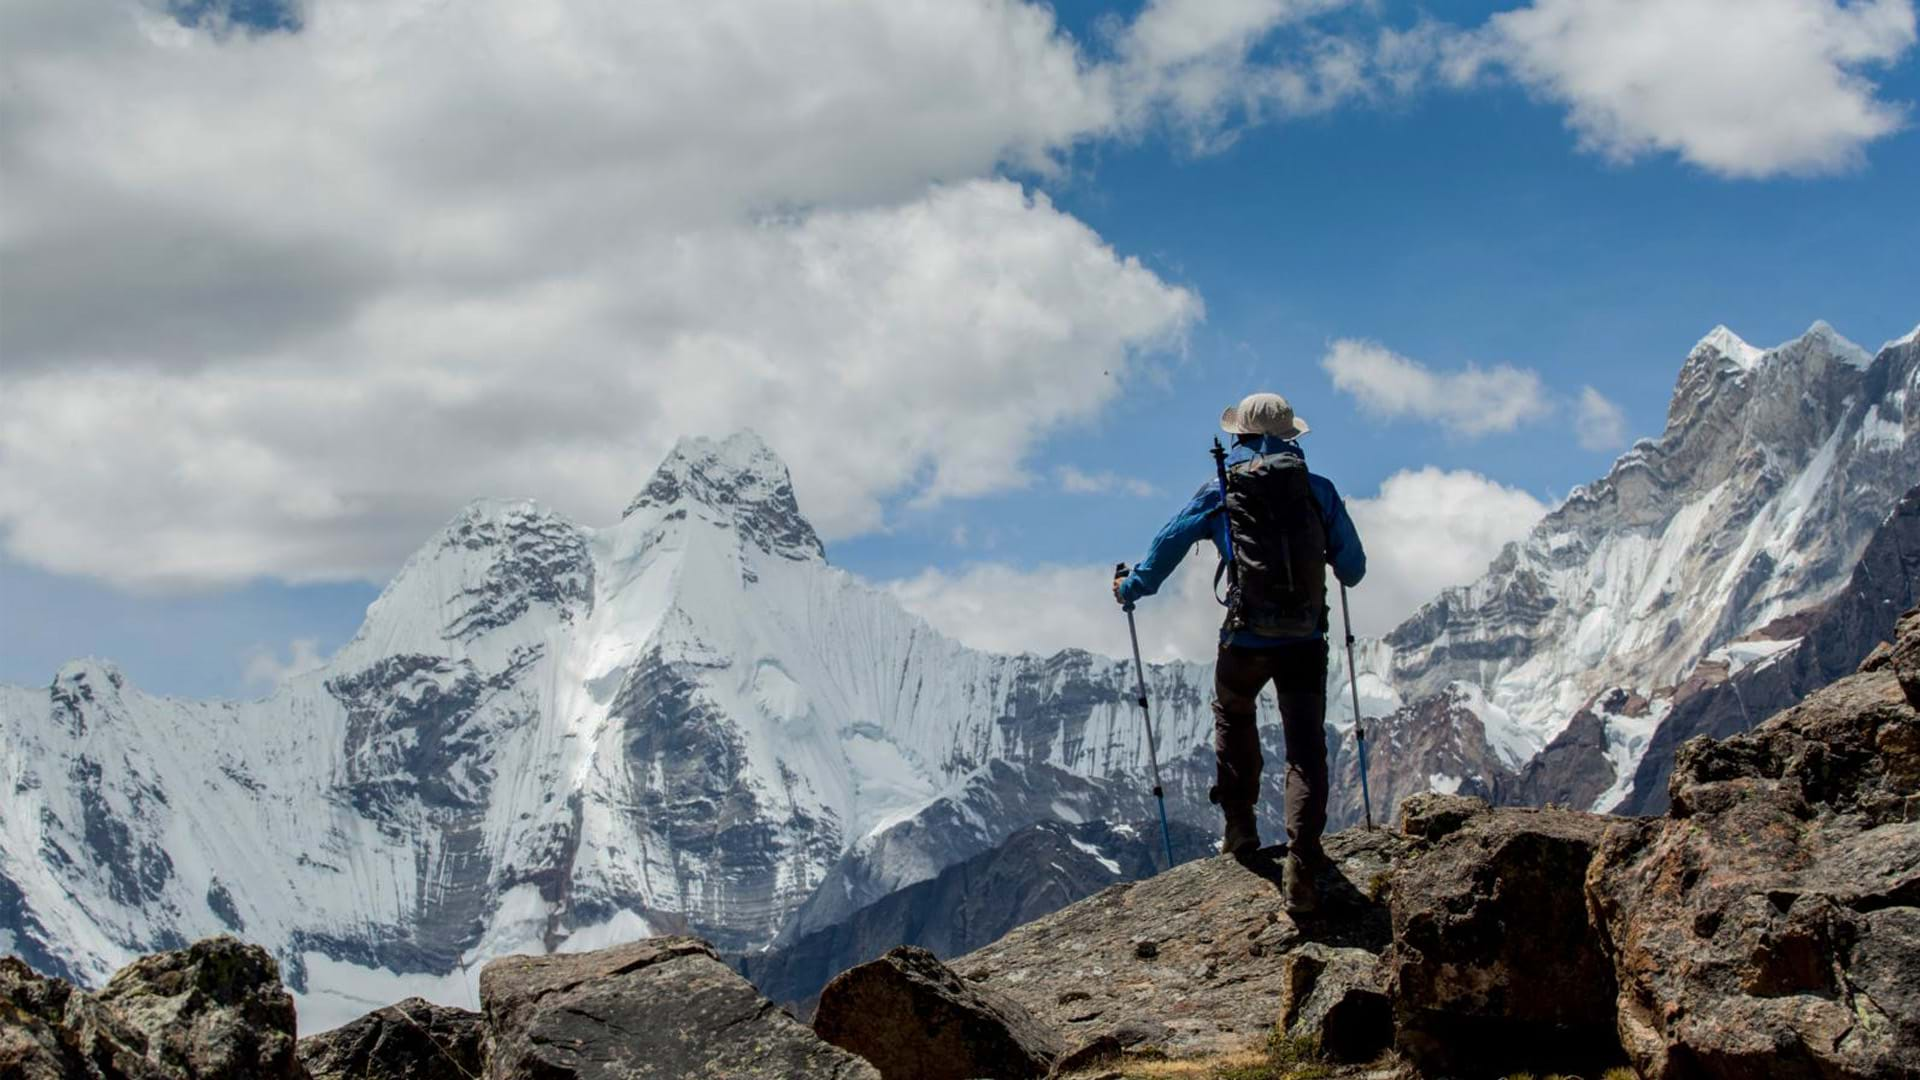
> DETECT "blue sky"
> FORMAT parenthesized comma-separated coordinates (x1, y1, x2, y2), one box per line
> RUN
(2, 0, 1917, 696)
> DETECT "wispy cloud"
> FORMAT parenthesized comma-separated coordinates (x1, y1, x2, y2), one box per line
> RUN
(1057, 466, 1159, 497)
(241, 638, 326, 692)
(887, 557, 1223, 662)
(1575, 387, 1629, 452)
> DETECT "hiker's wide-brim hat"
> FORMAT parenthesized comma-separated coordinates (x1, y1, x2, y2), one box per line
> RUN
(1221, 392, 1309, 439)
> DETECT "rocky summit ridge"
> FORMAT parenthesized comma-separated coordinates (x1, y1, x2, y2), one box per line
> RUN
(1, 321, 1914, 1035)
(9, 605, 1914, 1079)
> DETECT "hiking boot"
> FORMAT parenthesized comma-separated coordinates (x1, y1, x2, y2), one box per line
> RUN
(1220, 806, 1260, 858)
(1282, 851, 1318, 914)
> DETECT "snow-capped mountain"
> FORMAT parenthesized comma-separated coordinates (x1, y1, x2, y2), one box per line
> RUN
(3, 321, 1912, 1033)
(0, 433, 1235, 1029)
(1340, 321, 1918, 817)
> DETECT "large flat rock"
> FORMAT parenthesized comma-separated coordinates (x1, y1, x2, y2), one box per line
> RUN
(950, 827, 1409, 1058)
(480, 936, 877, 1080)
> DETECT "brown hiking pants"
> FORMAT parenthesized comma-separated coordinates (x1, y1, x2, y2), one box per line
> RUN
(1212, 640, 1329, 858)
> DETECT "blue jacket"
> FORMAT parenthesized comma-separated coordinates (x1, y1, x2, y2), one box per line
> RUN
(1119, 436, 1366, 647)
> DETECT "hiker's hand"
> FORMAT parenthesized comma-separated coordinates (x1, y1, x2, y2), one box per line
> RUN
(1112, 572, 1127, 605)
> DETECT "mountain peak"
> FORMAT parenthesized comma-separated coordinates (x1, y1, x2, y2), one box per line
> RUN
(1690, 325, 1763, 369)
(624, 431, 824, 561)
(1797, 320, 1872, 369)
(53, 658, 127, 693)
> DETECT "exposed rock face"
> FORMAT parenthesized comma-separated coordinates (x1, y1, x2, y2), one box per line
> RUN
(1342, 327, 1920, 828)
(1388, 796, 1621, 1077)
(740, 817, 1212, 1014)
(298, 996, 486, 1080)
(1589, 608, 1920, 1079)
(480, 935, 876, 1080)
(0, 936, 301, 1080)
(1388, 326, 1917, 739)
(1890, 608, 1920, 709)
(813, 946, 1061, 1080)
(1515, 705, 1617, 810)
(951, 828, 1410, 1058)
(1324, 685, 1521, 835)
(1620, 483, 1920, 816)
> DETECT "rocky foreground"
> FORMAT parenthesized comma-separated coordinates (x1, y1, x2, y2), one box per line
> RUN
(6, 608, 1916, 1080)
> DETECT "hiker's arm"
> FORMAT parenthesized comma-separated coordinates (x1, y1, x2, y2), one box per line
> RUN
(1314, 476, 1367, 588)
(1118, 482, 1218, 604)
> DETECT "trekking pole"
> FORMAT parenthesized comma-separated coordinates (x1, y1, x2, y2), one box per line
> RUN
(1210, 439, 1238, 600)
(1339, 584, 1375, 830)
(1117, 563, 1178, 872)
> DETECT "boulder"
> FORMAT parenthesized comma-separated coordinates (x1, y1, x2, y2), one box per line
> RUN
(0, 956, 161, 1080)
(480, 935, 876, 1080)
(1588, 623, 1920, 1080)
(1388, 797, 1622, 1077)
(951, 827, 1410, 1058)
(97, 935, 304, 1080)
(813, 946, 1062, 1080)
(1396, 792, 1487, 841)
(0, 936, 302, 1080)
(1275, 943, 1390, 1063)
(298, 996, 486, 1079)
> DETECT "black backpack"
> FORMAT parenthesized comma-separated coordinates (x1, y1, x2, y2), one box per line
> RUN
(1218, 452, 1328, 638)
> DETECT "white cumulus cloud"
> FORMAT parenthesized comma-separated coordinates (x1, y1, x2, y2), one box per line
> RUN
(1103, 0, 1918, 173)
(3, 0, 1904, 596)
(0, 0, 1201, 590)
(1341, 468, 1549, 633)
(1483, 0, 1917, 177)
(1320, 339, 1555, 438)
(0, 181, 1198, 589)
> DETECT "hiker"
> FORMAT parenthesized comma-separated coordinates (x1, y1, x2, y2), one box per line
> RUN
(1113, 391, 1366, 912)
